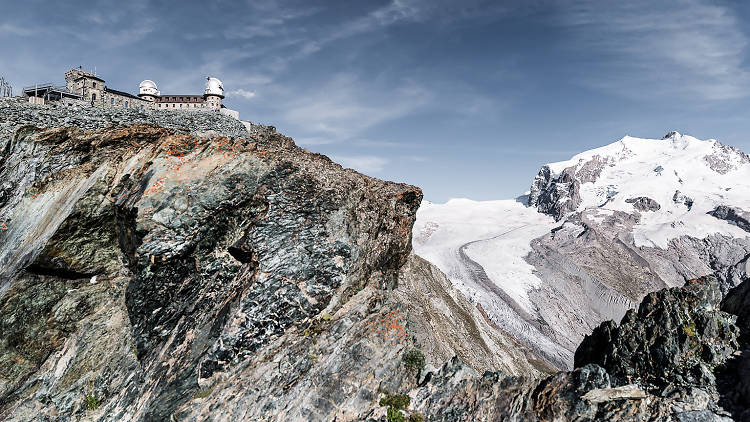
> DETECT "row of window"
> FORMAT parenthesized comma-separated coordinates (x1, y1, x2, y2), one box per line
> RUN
(156, 103, 208, 108)
(91, 93, 131, 109)
(87, 94, 215, 111)
(160, 96, 202, 102)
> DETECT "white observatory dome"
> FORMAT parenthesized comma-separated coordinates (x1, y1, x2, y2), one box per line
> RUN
(204, 77, 225, 98)
(139, 80, 159, 96)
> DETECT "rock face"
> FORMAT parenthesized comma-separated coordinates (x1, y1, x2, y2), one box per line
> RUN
(0, 100, 551, 421)
(0, 100, 433, 420)
(416, 132, 750, 373)
(710, 206, 750, 234)
(528, 166, 581, 221)
(575, 276, 738, 392)
(625, 196, 661, 211)
(401, 276, 748, 421)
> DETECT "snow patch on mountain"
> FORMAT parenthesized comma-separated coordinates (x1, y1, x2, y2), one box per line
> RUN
(414, 132, 750, 369)
(536, 132, 750, 248)
(413, 199, 557, 314)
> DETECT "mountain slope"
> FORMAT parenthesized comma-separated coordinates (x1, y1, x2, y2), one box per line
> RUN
(0, 99, 545, 421)
(414, 132, 750, 370)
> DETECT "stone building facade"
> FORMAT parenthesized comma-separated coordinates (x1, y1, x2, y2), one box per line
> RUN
(24, 68, 238, 119)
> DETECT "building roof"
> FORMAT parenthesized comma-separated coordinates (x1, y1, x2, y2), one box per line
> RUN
(73, 75, 106, 83)
(22, 83, 82, 99)
(104, 87, 144, 101)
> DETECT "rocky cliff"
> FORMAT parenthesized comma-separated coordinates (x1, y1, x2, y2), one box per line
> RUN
(415, 132, 750, 373)
(2, 100, 749, 421)
(401, 275, 750, 421)
(0, 99, 543, 421)
(0, 99, 418, 420)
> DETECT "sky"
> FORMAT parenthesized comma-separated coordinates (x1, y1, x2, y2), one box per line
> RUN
(2, 0, 750, 202)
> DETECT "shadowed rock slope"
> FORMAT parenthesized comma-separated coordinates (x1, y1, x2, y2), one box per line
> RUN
(3, 101, 749, 421)
(401, 276, 750, 421)
(0, 102, 542, 421)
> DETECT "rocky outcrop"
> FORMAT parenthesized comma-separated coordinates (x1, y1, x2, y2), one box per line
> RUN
(527, 166, 581, 221)
(674, 190, 694, 210)
(710, 205, 750, 233)
(0, 102, 430, 421)
(718, 280, 750, 420)
(625, 196, 661, 211)
(575, 276, 738, 393)
(397, 276, 747, 421)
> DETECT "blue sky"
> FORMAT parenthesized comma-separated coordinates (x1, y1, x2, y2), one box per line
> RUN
(2, 0, 750, 202)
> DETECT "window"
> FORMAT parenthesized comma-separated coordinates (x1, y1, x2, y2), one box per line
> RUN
(125, 101, 128, 108)
(92, 93, 97, 101)
(93, 82, 97, 88)
(111, 98, 114, 105)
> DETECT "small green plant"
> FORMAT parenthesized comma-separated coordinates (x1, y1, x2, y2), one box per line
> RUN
(380, 392, 411, 422)
(684, 323, 696, 337)
(321, 313, 332, 321)
(84, 394, 101, 411)
(307, 353, 318, 362)
(403, 348, 426, 379)
(386, 407, 406, 422)
(192, 387, 214, 399)
(409, 413, 425, 422)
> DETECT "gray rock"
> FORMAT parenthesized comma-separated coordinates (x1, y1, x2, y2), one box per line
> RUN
(575, 276, 738, 393)
(625, 196, 661, 211)
(709, 205, 750, 233)
(674, 190, 695, 210)
(528, 166, 581, 221)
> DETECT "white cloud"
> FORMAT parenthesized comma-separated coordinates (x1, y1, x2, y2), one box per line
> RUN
(0, 23, 34, 36)
(227, 88, 256, 99)
(558, 0, 750, 100)
(404, 155, 430, 163)
(331, 155, 388, 173)
(281, 73, 432, 141)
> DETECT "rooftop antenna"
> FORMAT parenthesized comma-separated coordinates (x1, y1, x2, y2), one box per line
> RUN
(94, 66, 96, 77)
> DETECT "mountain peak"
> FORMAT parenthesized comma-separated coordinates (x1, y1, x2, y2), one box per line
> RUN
(529, 133, 750, 247)
(663, 130, 681, 139)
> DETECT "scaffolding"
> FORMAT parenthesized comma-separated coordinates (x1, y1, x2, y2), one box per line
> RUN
(22, 82, 82, 104)
(0, 77, 12, 97)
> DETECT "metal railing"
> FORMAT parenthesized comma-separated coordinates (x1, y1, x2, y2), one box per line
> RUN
(0, 77, 12, 97)
(22, 83, 77, 94)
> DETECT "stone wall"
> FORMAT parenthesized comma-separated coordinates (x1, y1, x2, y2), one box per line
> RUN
(0, 97, 249, 143)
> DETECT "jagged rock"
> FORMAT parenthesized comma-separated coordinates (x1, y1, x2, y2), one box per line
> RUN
(625, 196, 661, 211)
(717, 280, 750, 421)
(575, 276, 738, 393)
(674, 190, 695, 210)
(528, 166, 581, 221)
(704, 143, 750, 175)
(402, 276, 745, 421)
(0, 102, 424, 421)
(709, 205, 750, 233)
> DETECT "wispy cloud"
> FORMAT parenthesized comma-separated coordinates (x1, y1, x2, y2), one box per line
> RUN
(331, 155, 388, 173)
(557, 0, 750, 100)
(281, 72, 432, 141)
(226, 88, 256, 100)
(0, 23, 35, 37)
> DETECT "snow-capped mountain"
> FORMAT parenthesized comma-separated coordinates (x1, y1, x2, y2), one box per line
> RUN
(529, 131, 750, 247)
(414, 132, 750, 370)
